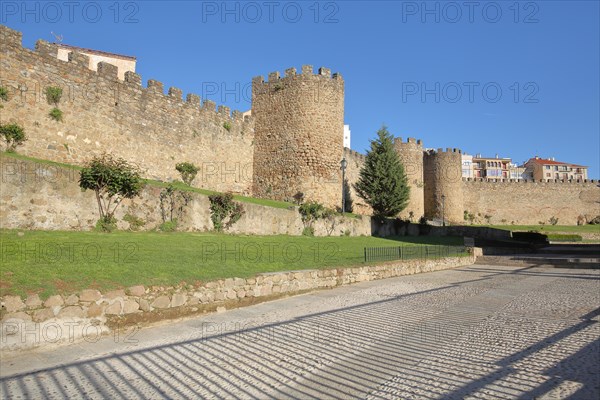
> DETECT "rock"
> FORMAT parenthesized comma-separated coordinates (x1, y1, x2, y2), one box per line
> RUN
(188, 296, 199, 305)
(25, 294, 43, 309)
(226, 290, 237, 300)
(104, 301, 122, 315)
(33, 308, 55, 322)
(2, 311, 32, 322)
(3, 295, 25, 312)
(205, 292, 215, 303)
(127, 285, 145, 297)
(151, 296, 170, 309)
(234, 278, 245, 286)
(44, 295, 64, 308)
(104, 289, 126, 300)
(223, 278, 235, 288)
(214, 292, 225, 302)
(65, 294, 79, 305)
(216, 306, 226, 313)
(236, 290, 246, 299)
(79, 289, 101, 302)
(170, 293, 187, 308)
(87, 303, 105, 318)
(123, 299, 140, 314)
(58, 306, 84, 318)
(139, 298, 151, 312)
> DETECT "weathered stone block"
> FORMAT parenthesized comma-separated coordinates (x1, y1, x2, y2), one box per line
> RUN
(44, 295, 64, 308)
(4, 295, 25, 312)
(151, 296, 170, 309)
(80, 289, 101, 302)
(58, 306, 84, 319)
(127, 285, 145, 297)
(170, 294, 187, 308)
(25, 294, 43, 309)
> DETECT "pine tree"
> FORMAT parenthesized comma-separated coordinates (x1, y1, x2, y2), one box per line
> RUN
(354, 126, 410, 220)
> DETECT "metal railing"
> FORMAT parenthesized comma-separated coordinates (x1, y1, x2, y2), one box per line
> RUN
(363, 245, 468, 263)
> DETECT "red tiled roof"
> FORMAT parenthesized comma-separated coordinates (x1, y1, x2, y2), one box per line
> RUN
(526, 158, 587, 168)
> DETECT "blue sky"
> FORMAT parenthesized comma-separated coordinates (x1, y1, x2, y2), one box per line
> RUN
(3, 1, 599, 177)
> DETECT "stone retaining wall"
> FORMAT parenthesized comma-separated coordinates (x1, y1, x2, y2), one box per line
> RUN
(0, 254, 475, 352)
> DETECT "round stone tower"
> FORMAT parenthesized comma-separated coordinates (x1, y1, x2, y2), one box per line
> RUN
(393, 137, 424, 221)
(251, 65, 345, 207)
(423, 148, 464, 224)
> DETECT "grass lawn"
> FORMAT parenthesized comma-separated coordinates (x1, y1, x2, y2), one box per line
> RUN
(483, 225, 600, 234)
(0, 230, 463, 298)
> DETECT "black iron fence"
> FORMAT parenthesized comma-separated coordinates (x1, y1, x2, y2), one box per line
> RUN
(363, 245, 468, 263)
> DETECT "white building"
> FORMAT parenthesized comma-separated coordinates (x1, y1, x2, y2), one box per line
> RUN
(55, 43, 136, 81)
(343, 124, 351, 148)
(461, 154, 474, 178)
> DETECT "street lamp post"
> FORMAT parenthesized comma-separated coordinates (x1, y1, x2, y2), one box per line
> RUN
(340, 157, 348, 214)
(441, 194, 446, 227)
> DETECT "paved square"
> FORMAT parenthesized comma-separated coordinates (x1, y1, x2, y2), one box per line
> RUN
(1, 265, 599, 399)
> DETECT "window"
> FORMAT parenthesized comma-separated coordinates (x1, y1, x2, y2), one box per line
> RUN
(546, 173, 551, 177)
(545, 166, 550, 169)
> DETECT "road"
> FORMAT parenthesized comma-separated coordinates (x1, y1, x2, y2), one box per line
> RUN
(1, 264, 599, 399)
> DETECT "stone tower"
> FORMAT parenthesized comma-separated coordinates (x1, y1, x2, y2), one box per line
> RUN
(423, 148, 464, 224)
(251, 65, 345, 207)
(393, 137, 425, 221)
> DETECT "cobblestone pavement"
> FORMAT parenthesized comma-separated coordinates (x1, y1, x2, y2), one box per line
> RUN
(1, 265, 599, 399)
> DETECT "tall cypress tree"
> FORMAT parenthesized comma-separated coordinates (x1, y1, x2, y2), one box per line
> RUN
(354, 126, 410, 220)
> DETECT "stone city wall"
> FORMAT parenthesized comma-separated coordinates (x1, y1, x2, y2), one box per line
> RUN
(0, 154, 371, 235)
(0, 25, 254, 195)
(462, 179, 600, 225)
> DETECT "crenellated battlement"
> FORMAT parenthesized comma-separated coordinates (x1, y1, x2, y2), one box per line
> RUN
(343, 147, 366, 161)
(252, 64, 343, 86)
(0, 26, 250, 127)
(463, 178, 598, 184)
(394, 137, 423, 147)
(0, 24, 255, 194)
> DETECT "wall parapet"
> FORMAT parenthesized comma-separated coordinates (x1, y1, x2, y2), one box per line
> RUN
(252, 64, 343, 85)
(0, 25, 251, 128)
(463, 178, 598, 184)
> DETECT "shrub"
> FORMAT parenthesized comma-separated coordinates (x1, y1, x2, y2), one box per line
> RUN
(175, 162, 199, 186)
(223, 121, 232, 131)
(299, 201, 325, 230)
(589, 216, 600, 225)
(302, 227, 315, 236)
(45, 86, 62, 105)
(344, 229, 351, 236)
(159, 184, 191, 228)
(94, 215, 117, 233)
(0, 86, 8, 102)
(123, 213, 145, 231)
(79, 153, 143, 226)
(0, 123, 26, 152)
(322, 207, 338, 236)
(208, 192, 245, 232)
(548, 216, 559, 226)
(547, 234, 582, 242)
(292, 191, 305, 205)
(49, 107, 63, 122)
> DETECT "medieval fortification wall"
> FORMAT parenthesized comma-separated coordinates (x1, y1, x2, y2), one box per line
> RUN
(0, 25, 254, 195)
(1, 25, 598, 226)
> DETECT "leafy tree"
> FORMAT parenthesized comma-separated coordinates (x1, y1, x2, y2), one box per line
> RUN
(79, 153, 143, 230)
(354, 126, 410, 220)
(0, 123, 26, 152)
(175, 162, 199, 186)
